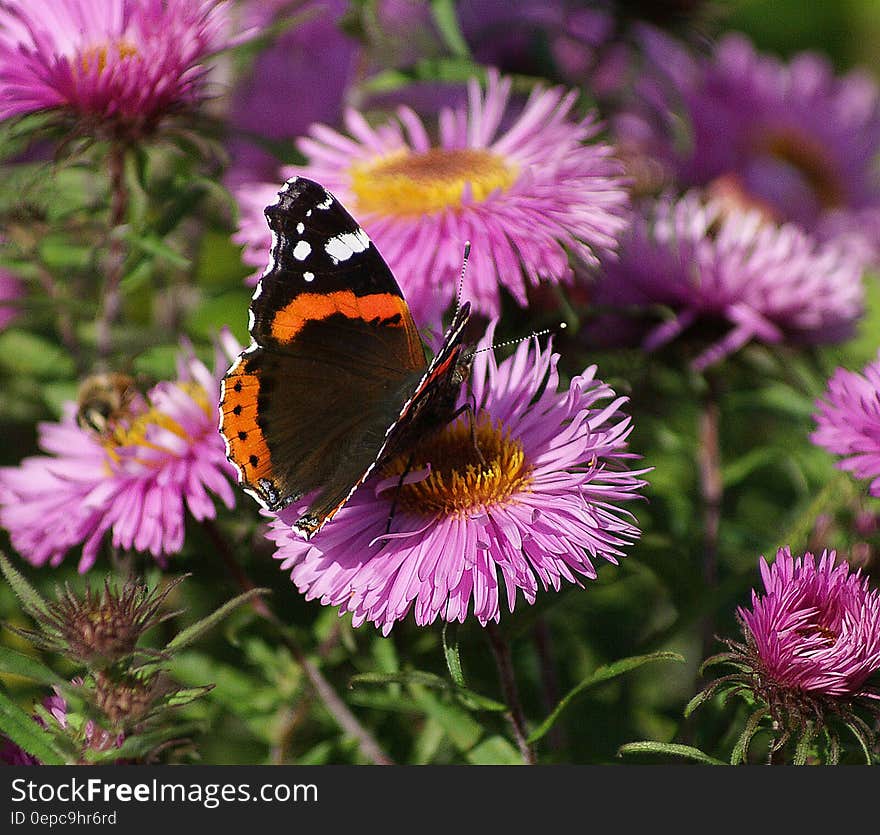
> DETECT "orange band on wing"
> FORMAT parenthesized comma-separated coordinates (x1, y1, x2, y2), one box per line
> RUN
(219, 362, 274, 488)
(269, 291, 409, 343)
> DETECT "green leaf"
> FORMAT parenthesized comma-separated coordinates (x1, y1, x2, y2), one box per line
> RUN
(166, 685, 215, 708)
(0, 552, 50, 618)
(350, 670, 505, 712)
(124, 231, 191, 270)
(617, 741, 726, 765)
(731, 706, 768, 765)
(0, 330, 75, 379)
(793, 723, 814, 766)
(430, 0, 471, 58)
(0, 647, 62, 685)
(528, 651, 685, 744)
(466, 735, 523, 765)
(408, 685, 483, 753)
(350, 670, 447, 689)
(0, 688, 66, 765)
(442, 622, 465, 687)
(413, 717, 445, 764)
(38, 236, 93, 271)
(185, 290, 252, 344)
(843, 721, 873, 765)
(722, 447, 785, 488)
(107, 722, 204, 763)
(683, 683, 723, 718)
(363, 58, 485, 95)
(164, 588, 268, 654)
(132, 344, 182, 380)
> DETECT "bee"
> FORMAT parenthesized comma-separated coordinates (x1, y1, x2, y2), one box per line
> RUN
(75, 373, 137, 437)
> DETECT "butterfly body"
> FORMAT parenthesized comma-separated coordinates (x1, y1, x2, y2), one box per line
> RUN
(219, 177, 472, 539)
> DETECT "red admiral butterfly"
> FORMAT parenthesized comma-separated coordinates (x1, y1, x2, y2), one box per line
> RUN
(220, 177, 473, 539)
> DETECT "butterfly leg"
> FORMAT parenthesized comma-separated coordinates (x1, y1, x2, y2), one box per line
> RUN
(384, 451, 415, 536)
(451, 395, 486, 467)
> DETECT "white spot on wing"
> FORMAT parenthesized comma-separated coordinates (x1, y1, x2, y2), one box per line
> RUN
(293, 240, 311, 261)
(259, 229, 279, 280)
(316, 194, 333, 210)
(303, 272, 315, 282)
(296, 222, 304, 234)
(324, 228, 370, 264)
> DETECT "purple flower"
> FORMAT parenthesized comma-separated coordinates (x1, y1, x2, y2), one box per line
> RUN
(234, 70, 629, 325)
(226, 0, 359, 188)
(592, 191, 864, 369)
(0, 334, 240, 572)
(812, 352, 880, 497)
(0, 0, 230, 137)
(739, 548, 880, 698)
(267, 324, 648, 634)
(615, 30, 880, 263)
(0, 690, 120, 765)
(0, 692, 67, 765)
(458, 1, 617, 90)
(0, 268, 22, 330)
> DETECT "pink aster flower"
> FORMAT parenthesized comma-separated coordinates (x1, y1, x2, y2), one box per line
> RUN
(811, 352, 880, 497)
(740, 548, 880, 698)
(234, 69, 629, 325)
(615, 30, 880, 263)
(0, 333, 240, 572)
(592, 191, 864, 370)
(0, 0, 230, 137)
(695, 547, 880, 762)
(267, 324, 648, 634)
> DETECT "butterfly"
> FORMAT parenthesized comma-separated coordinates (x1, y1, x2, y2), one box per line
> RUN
(219, 176, 473, 539)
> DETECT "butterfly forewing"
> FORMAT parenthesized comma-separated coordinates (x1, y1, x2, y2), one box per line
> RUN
(220, 177, 427, 517)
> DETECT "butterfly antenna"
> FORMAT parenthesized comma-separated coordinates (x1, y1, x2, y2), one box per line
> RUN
(467, 322, 568, 357)
(453, 241, 471, 317)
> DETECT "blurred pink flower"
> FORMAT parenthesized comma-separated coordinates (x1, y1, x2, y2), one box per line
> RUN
(615, 30, 880, 263)
(811, 352, 880, 497)
(0, 334, 240, 572)
(0, 0, 230, 136)
(226, 0, 359, 188)
(234, 70, 629, 326)
(0, 268, 22, 330)
(268, 324, 648, 634)
(739, 548, 880, 698)
(593, 191, 864, 369)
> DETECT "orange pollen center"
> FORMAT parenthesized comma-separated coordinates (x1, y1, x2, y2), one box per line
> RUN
(79, 40, 139, 75)
(102, 382, 209, 468)
(383, 413, 532, 516)
(349, 148, 519, 217)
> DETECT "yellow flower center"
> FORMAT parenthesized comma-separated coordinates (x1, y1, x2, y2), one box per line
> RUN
(102, 382, 209, 467)
(755, 130, 844, 208)
(79, 40, 139, 75)
(349, 148, 519, 217)
(384, 413, 532, 516)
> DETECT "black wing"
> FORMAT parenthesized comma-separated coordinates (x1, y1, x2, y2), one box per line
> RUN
(220, 177, 427, 521)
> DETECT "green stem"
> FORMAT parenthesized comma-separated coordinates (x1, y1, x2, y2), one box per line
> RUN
(95, 142, 129, 360)
(697, 376, 722, 660)
(486, 622, 536, 764)
(201, 519, 394, 766)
